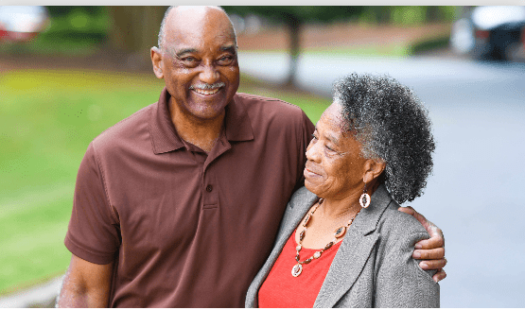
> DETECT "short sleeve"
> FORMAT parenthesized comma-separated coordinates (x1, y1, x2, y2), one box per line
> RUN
(64, 142, 121, 265)
(294, 110, 315, 191)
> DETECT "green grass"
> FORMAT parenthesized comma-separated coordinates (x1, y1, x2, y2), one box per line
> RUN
(0, 69, 329, 294)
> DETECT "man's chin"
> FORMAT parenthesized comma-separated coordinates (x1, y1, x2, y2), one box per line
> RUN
(186, 107, 227, 121)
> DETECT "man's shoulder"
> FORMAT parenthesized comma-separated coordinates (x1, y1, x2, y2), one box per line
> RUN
(235, 92, 304, 114)
(91, 102, 155, 152)
(234, 92, 310, 131)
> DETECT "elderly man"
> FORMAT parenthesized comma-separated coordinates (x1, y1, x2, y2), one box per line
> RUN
(58, 6, 446, 308)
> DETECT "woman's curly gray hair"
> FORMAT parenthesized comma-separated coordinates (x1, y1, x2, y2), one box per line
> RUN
(333, 73, 435, 204)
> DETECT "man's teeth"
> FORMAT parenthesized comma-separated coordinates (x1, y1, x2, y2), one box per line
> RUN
(193, 88, 220, 95)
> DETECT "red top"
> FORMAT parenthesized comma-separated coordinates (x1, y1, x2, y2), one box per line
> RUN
(258, 230, 343, 308)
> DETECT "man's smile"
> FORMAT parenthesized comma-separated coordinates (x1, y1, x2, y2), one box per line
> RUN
(189, 82, 225, 96)
(192, 87, 221, 96)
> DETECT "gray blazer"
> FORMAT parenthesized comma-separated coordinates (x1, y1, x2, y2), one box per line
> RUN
(246, 185, 440, 308)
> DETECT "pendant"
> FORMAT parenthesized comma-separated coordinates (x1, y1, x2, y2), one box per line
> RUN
(334, 226, 346, 238)
(291, 263, 303, 277)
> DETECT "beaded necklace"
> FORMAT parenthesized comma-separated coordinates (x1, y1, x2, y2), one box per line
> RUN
(291, 198, 360, 277)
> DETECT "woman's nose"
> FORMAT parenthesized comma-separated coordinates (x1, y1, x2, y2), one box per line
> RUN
(305, 140, 321, 162)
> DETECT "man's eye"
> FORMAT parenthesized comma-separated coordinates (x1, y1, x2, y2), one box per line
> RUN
(217, 55, 234, 65)
(311, 133, 318, 140)
(179, 57, 199, 68)
(179, 57, 198, 66)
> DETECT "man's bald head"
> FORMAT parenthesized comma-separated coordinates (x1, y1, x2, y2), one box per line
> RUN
(157, 6, 237, 52)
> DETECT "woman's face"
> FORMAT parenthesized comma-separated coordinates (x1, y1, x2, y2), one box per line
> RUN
(304, 103, 368, 200)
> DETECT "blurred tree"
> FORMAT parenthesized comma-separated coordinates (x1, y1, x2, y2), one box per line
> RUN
(46, 6, 105, 17)
(43, 6, 167, 64)
(359, 6, 456, 25)
(223, 6, 364, 86)
(107, 6, 167, 67)
(41, 7, 108, 43)
(223, 6, 454, 86)
(42, 7, 455, 72)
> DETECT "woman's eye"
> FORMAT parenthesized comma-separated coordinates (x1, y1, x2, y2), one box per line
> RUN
(311, 134, 318, 140)
(325, 145, 339, 155)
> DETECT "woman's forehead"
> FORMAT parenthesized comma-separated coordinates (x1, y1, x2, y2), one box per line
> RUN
(318, 104, 346, 133)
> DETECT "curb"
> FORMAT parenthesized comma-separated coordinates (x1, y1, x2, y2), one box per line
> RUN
(0, 276, 63, 308)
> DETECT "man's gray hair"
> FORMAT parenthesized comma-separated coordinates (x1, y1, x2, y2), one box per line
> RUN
(157, 6, 174, 51)
(157, 6, 237, 51)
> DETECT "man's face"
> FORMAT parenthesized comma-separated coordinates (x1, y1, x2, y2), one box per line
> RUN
(152, 7, 240, 121)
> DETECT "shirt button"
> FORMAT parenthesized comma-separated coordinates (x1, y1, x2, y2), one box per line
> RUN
(206, 185, 213, 192)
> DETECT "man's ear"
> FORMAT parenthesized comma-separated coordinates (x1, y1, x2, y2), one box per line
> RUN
(363, 158, 386, 184)
(151, 47, 164, 79)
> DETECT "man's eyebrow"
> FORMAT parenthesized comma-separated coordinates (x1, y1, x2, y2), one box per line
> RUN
(220, 45, 237, 54)
(175, 48, 198, 58)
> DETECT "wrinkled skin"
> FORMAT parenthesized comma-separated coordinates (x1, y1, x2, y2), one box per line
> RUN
(150, 6, 239, 152)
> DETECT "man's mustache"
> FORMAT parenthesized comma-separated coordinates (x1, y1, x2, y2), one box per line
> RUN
(189, 82, 225, 90)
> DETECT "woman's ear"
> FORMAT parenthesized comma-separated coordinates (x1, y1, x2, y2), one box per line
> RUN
(151, 47, 164, 79)
(363, 158, 386, 184)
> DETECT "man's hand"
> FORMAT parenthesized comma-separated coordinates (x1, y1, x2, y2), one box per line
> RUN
(398, 206, 447, 283)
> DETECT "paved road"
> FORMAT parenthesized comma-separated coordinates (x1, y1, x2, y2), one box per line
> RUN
(239, 52, 525, 307)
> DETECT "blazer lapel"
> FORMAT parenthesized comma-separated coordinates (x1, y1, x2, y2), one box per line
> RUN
(249, 187, 318, 302)
(314, 185, 392, 308)
(277, 187, 319, 258)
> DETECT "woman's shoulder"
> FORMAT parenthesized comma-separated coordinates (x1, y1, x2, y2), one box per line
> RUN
(288, 186, 317, 211)
(278, 187, 317, 230)
(378, 201, 430, 246)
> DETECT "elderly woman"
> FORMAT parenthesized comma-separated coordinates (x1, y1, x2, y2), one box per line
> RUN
(245, 74, 439, 308)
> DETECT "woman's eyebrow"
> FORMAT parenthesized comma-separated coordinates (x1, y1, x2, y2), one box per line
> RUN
(325, 132, 339, 145)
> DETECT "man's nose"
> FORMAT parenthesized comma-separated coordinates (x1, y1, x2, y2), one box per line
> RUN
(199, 64, 220, 84)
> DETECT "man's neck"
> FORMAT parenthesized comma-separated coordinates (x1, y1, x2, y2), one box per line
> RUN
(169, 101, 225, 153)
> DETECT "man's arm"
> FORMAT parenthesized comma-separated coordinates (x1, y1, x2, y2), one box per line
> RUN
(398, 206, 447, 282)
(57, 254, 113, 308)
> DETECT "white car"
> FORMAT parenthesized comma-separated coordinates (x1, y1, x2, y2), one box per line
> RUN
(0, 6, 49, 42)
(450, 6, 525, 61)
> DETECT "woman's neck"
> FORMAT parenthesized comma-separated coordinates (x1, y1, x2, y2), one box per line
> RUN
(320, 180, 380, 220)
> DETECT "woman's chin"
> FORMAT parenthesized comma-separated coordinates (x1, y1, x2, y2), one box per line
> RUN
(304, 179, 322, 196)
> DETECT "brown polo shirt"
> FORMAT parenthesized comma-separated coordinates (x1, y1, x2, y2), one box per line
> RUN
(65, 88, 315, 307)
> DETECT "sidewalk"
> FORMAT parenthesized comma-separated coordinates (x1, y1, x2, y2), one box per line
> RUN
(0, 276, 62, 308)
